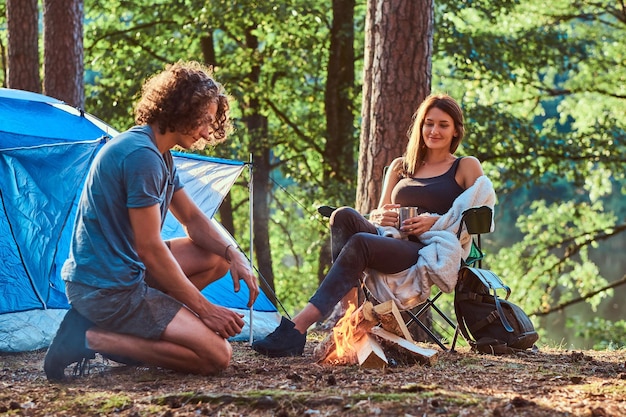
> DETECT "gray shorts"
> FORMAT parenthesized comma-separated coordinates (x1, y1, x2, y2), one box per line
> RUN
(65, 259, 183, 340)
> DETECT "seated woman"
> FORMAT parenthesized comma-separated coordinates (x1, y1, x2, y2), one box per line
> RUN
(252, 93, 495, 357)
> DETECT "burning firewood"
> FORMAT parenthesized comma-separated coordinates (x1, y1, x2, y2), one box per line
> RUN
(370, 327, 438, 366)
(315, 301, 379, 365)
(352, 333, 388, 368)
(372, 300, 415, 343)
(316, 300, 439, 368)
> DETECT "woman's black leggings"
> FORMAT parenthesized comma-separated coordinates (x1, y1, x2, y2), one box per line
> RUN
(308, 207, 424, 316)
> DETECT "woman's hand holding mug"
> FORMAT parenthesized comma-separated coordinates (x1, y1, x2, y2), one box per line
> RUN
(370, 204, 400, 227)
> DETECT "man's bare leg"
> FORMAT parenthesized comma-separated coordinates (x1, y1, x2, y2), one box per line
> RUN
(86, 306, 231, 375)
(86, 238, 237, 374)
(168, 237, 231, 290)
(85, 237, 241, 374)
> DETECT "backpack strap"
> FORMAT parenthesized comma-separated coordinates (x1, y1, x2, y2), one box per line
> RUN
(466, 268, 515, 333)
(456, 292, 515, 334)
(493, 295, 514, 333)
(468, 310, 500, 334)
(458, 293, 514, 334)
(467, 267, 512, 299)
(455, 292, 495, 304)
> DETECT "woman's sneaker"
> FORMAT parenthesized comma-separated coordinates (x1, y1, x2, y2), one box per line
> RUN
(44, 308, 96, 382)
(251, 317, 306, 357)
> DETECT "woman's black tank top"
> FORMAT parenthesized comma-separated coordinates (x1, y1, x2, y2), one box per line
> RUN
(391, 157, 464, 215)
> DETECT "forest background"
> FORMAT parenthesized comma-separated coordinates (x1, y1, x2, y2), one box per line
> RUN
(1, 0, 625, 351)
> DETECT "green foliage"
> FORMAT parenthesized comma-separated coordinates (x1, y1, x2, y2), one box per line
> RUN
(0, 1, 7, 87)
(490, 199, 616, 312)
(3, 0, 624, 345)
(269, 187, 329, 314)
(574, 317, 626, 350)
(434, 0, 626, 346)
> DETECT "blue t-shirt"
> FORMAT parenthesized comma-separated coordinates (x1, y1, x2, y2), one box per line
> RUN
(62, 125, 183, 288)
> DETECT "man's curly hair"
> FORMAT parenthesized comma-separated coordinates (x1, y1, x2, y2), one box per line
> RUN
(134, 61, 232, 145)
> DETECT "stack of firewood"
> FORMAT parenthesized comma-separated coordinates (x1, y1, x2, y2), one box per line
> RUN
(314, 300, 439, 368)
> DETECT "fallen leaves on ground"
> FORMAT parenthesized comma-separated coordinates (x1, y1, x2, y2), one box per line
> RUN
(1, 330, 625, 416)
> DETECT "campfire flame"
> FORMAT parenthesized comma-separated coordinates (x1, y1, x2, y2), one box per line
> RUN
(332, 302, 361, 362)
(316, 300, 439, 368)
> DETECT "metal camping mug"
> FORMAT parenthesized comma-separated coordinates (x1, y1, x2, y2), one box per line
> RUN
(396, 206, 420, 230)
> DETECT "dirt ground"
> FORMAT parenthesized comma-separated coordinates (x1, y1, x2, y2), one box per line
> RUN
(1, 330, 625, 417)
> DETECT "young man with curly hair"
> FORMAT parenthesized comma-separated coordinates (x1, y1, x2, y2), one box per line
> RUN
(44, 61, 259, 381)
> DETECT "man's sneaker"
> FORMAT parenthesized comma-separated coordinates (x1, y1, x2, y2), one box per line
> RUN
(251, 317, 306, 357)
(101, 353, 144, 367)
(44, 308, 96, 382)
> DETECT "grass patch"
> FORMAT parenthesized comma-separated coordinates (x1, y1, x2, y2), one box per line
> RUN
(148, 386, 484, 410)
(71, 392, 133, 414)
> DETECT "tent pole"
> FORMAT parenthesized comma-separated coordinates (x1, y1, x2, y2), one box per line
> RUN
(248, 153, 254, 344)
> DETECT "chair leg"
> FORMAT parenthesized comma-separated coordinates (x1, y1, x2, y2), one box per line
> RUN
(405, 309, 448, 351)
(428, 303, 457, 329)
(406, 291, 443, 327)
(405, 291, 459, 351)
(450, 326, 460, 352)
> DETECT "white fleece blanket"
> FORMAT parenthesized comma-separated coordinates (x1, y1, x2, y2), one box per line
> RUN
(364, 175, 496, 310)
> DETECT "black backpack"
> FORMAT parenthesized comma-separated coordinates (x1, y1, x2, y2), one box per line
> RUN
(454, 266, 539, 354)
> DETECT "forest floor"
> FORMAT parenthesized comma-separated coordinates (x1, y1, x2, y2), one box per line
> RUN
(1, 329, 625, 416)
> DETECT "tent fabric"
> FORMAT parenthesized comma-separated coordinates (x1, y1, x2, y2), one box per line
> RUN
(0, 91, 116, 148)
(0, 88, 278, 352)
(163, 153, 246, 236)
(0, 140, 100, 314)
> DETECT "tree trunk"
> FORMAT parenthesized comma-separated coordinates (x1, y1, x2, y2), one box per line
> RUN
(324, 0, 357, 201)
(356, 0, 434, 213)
(319, 0, 357, 283)
(249, 145, 275, 306)
(201, 31, 237, 238)
(6, 0, 40, 92)
(43, 0, 84, 108)
(243, 27, 276, 307)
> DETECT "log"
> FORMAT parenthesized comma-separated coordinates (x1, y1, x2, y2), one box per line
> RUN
(313, 333, 342, 364)
(372, 300, 415, 343)
(316, 301, 379, 365)
(317, 301, 438, 368)
(352, 333, 388, 369)
(370, 327, 438, 366)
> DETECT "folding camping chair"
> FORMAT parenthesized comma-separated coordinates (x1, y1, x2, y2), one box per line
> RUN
(317, 204, 493, 351)
(402, 205, 493, 351)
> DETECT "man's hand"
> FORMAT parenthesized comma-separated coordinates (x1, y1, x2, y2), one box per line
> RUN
(200, 302, 245, 338)
(228, 248, 260, 308)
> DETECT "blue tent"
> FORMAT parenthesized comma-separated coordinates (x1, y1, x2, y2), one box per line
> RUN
(0, 88, 278, 352)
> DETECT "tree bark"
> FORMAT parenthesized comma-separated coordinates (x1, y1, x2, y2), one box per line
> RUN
(202, 31, 237, 238)
(243, 27, 276, 307)
(324, 0, 357, 200)
(356, 0, 434, 213)
(319, 0, 357, 283)
(6, 0, 40, 92)
(43, 0, 84, 108)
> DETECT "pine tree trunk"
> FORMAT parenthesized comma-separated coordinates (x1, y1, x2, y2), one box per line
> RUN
(324, 0, 357, 201)
(356, 0, 434, 213)
(6, 0, 40, 92)
(319, 0, 357, 283)
(43, 0, 84, 108)
(243, 27, 276, 307)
